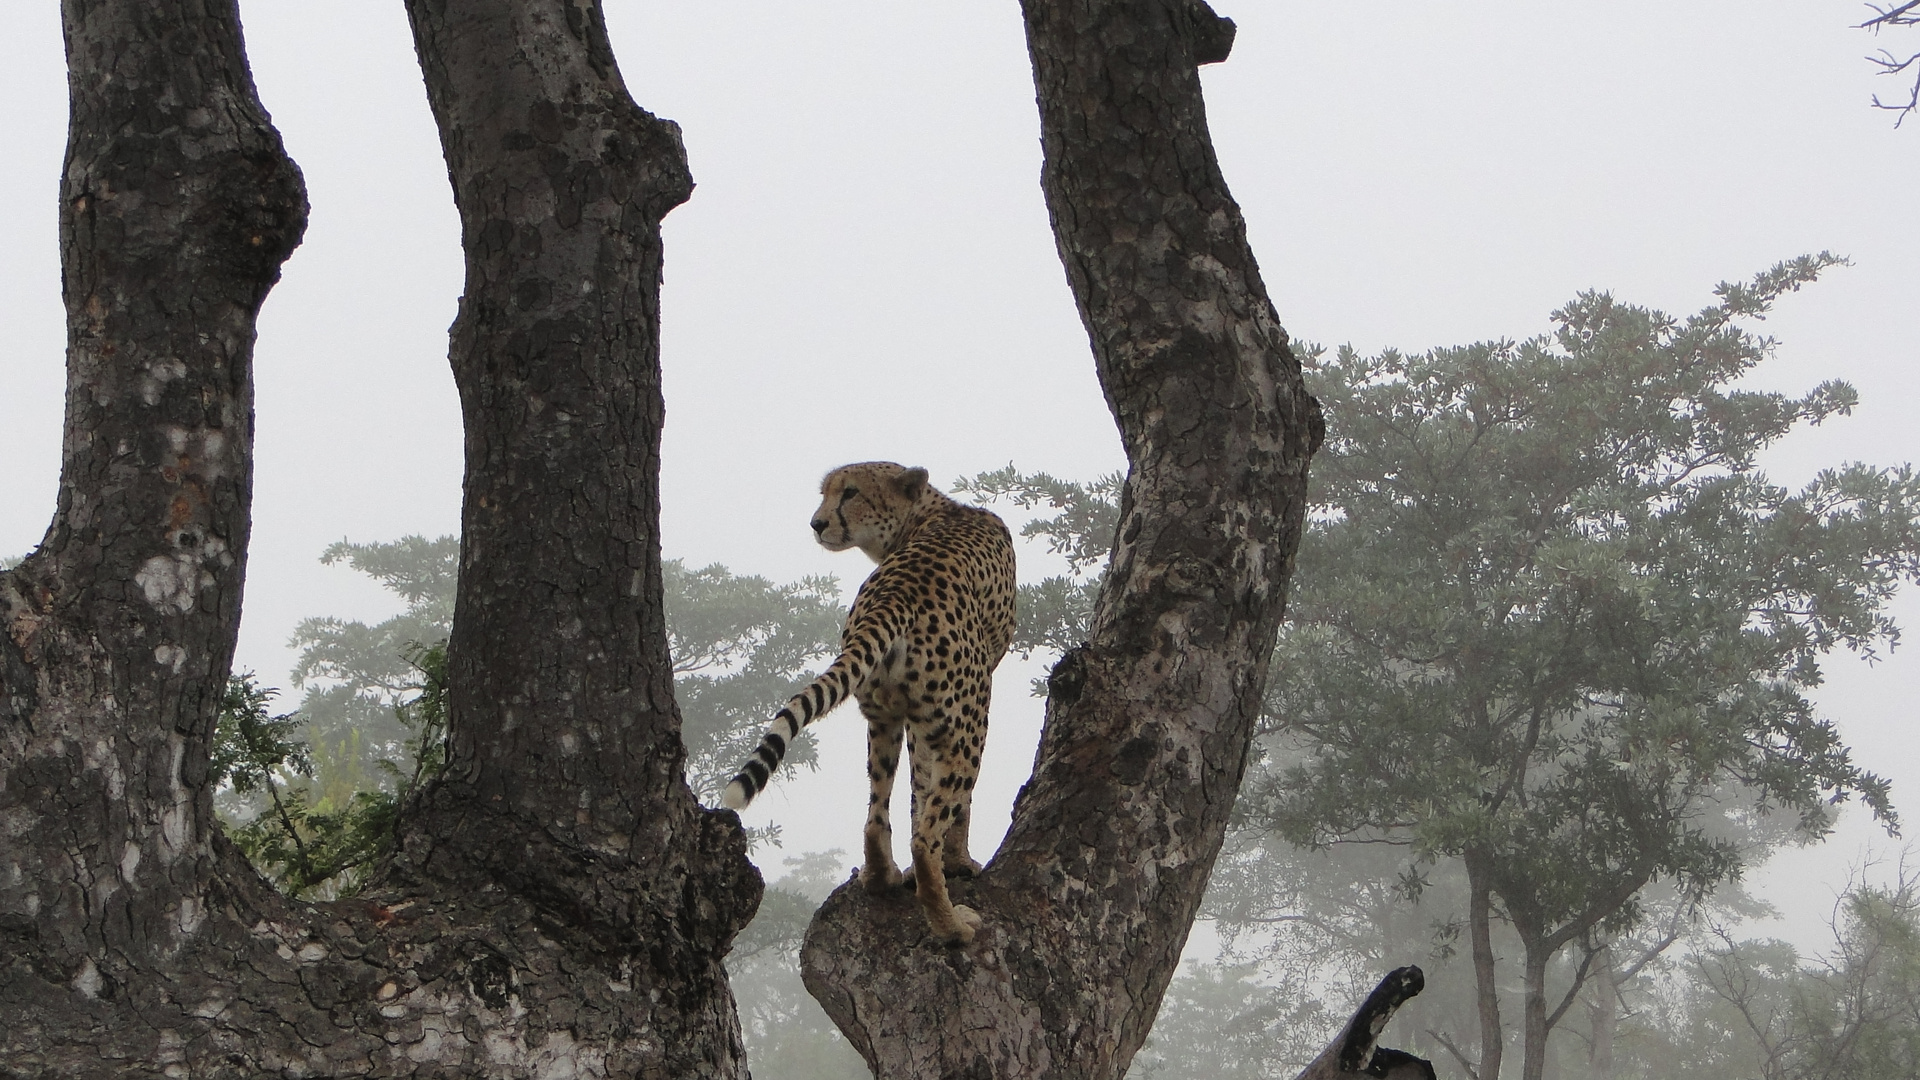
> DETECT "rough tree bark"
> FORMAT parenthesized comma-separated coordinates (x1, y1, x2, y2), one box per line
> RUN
(0, 0, 312, 1070)
(1, 0, 760, 1075)
(799, 2, 1323, 1077)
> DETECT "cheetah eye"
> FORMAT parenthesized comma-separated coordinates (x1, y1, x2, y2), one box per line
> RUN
(840, 487, 859, 502)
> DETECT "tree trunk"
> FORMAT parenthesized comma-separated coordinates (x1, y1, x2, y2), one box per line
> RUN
(1585, 944, 1617, 1080)
(799, 2, 1322, 1077)
(1466, 849, 1506, 1080)
(1, 0, 761, 1074)
(1519, 941, 1551, 1080)
(375, 0, 762, 1072)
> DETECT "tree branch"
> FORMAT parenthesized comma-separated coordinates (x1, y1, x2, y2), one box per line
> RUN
(1294, 967, 1437, 1079)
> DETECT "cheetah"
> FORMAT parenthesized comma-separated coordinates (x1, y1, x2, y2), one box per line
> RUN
(721, 462, 1016, 946)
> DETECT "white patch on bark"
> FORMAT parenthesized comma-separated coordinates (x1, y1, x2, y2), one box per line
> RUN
(137, 358, 188, 406)
(85, 737, 126, 800)
(484, 1026, 604, 1078)
(296, 941, 328, 962)
(153, 643, 187, 672)
(156, 1028, 186, 1077)
(71, 957, 102, 999)
(158, 733, 192, 861)
(161, 424, 228, 482)
(177, 894, 205, 936)
(119, 841, 141, 884)
(137, 554, 207, 614)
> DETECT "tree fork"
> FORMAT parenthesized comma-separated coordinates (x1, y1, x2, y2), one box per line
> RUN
(800, 2, 1323, 1076)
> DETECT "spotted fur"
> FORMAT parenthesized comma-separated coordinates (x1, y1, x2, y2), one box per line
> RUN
(721, 461, 1015, 945)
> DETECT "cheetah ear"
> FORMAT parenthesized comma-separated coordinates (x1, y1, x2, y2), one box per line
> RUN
(896, 466, 930, 500)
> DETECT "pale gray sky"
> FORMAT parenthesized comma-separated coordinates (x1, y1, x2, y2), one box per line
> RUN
(4, 1, 1918, 951)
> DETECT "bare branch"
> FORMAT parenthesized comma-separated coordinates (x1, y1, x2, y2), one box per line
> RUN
(1861, 3, 1920, 125)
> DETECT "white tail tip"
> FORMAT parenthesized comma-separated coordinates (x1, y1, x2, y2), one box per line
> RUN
(721, 780, 750, 811)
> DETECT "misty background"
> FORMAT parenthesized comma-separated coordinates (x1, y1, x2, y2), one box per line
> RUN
(3, 0, 1918, 985)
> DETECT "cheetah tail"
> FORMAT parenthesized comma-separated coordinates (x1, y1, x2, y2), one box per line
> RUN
(719, 640, 874, 811)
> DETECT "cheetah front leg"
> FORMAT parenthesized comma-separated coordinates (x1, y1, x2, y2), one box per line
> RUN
(858, 702, 907, 894)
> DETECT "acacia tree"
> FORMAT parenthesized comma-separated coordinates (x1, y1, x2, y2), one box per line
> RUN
(798, 2, 1332, 1077)
(1, 0, 767, 1071)
(1254, 258, 1913, 1080)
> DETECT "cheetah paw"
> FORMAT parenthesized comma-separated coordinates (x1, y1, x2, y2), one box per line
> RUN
(861, 864, 906, 895)
(940, 905, 982, 947)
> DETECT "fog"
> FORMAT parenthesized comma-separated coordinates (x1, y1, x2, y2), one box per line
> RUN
(4, 0, 1918, 985)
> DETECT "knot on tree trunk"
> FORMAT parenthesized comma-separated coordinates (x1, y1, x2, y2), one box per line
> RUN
(1180, 0, 1237, 65)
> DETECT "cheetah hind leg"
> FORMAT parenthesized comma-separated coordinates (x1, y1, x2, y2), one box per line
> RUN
(909, 773, 979, 944)
(941, 803, 985, 879)
(859, 708, 908, 894)
(911, 835, 980, 946)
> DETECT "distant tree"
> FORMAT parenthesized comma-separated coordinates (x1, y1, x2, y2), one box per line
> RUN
(1257, 256, 1912, 1080)
(284, 535, 844, 818)
(664, 561, 846, 804)
(1636, 859, 1920, 1080)
(1125, 961, 1334, 1080)
(279, 536, 458, 809)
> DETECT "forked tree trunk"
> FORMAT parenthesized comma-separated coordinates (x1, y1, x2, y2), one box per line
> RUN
(799, 2, 1323, 1076)
(1, 0, 761, 1075)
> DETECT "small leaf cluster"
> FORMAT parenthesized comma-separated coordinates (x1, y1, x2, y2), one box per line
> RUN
(213, 641, 447, 898)
(955, 467, 1119, 681)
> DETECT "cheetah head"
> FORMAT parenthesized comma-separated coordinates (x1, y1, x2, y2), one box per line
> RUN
(811, 462, 933, 562)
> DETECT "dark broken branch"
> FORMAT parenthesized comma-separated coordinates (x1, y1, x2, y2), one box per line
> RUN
(1293, 966, 1437, 1080)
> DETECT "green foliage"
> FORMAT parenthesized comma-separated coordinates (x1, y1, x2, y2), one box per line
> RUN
(1261, 255, 1902, 936)
(219, 538, 846, 896)
(1236, 257, 1917, 1079)
(288, 535, 460, 780)
(955, 468, 1118, 688)
(213, 646, 447, 898)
